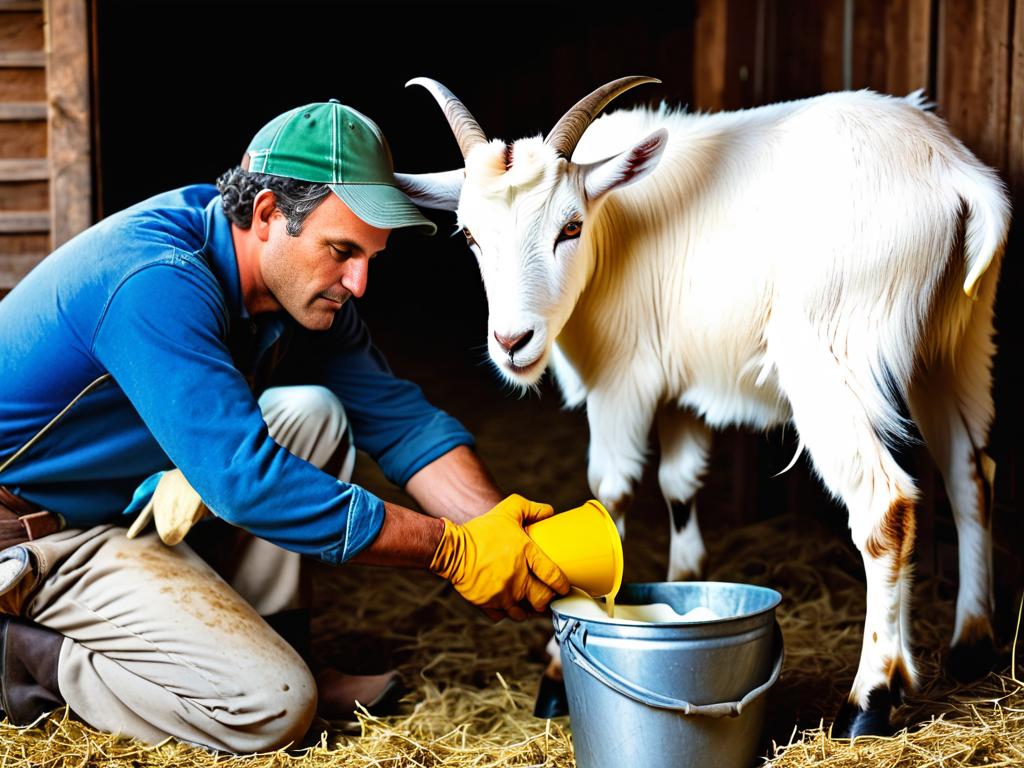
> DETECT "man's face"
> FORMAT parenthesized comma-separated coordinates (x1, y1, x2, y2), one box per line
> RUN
(259, 192, 391, 330)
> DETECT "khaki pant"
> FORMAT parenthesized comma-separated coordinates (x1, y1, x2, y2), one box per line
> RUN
(0, 385, 356, 753)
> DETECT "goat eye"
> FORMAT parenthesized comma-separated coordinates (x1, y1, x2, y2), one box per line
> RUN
(462, 228, 476, 246)
(557, 221, 583, 244)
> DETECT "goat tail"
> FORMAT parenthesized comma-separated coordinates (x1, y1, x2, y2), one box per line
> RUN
(954, 161, 1011, 299)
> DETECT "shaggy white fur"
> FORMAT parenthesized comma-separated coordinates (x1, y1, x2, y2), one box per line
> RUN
(399, 87, 1010, 719)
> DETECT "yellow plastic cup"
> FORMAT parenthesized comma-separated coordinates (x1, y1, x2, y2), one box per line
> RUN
(525, 500, 623, 599)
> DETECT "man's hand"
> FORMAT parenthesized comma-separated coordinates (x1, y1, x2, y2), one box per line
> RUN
(126, 469, 208, 545)
(429, 494, 571, 621)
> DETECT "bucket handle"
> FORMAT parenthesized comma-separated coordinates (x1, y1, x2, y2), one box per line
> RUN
(555, 617, 784, 718)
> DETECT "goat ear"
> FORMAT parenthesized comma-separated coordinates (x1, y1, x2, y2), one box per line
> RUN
(394, 170, 464, 211)
(580, 128, 668, 203)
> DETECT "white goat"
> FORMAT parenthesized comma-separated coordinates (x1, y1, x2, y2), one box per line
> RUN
(397, 77, 1010, 736)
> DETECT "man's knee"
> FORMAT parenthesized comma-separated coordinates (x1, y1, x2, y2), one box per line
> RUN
(206, 651, 318, 753)
(260, 385, 347, 434)
(258, 386, 353, 478)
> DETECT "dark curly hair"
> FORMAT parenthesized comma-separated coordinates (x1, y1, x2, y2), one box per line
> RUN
(216, 166, 333, 236)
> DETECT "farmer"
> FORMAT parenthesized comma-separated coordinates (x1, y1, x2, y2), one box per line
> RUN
(0, 100, 570, 752)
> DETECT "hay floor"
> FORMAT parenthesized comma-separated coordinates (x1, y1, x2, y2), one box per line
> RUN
(2, 510, 1020, 767)
(1, 366, 1021, 766)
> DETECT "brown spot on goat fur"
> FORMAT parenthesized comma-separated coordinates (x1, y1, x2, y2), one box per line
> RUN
(544, 659, 563, 682)
(958, 614, 995, 647)
(973, 453, 992, 529)
(975, 474, 989, 528)
(887, 656, 914, 704)
(608, 491, 634, 515)
(865, 497, 916, 580)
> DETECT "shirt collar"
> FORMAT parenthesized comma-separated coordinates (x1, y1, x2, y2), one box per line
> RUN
(202, 195, 248, 319)
(202, 195, 291, 360)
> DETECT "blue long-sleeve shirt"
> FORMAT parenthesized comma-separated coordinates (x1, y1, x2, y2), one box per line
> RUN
(0, 185, 473, 562)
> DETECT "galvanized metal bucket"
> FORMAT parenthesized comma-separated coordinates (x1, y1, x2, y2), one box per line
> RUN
(551, 582, 783, 768)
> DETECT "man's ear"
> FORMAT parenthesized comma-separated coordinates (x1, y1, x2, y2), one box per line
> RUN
(250, 189, 278, 242)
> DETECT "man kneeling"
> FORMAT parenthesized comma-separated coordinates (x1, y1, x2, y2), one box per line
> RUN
(0, 99, 568, 752)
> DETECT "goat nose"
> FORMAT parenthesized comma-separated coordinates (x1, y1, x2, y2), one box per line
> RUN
(494, 329, 534, 354)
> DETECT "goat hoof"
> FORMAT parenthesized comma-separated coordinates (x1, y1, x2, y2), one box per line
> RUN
(832, 688, 895, 739)
(946, 634, 999, 682)
(533, 673, 569, 718)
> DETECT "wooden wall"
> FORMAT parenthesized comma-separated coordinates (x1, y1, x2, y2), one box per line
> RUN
(694, 0, 933, 106)
(0, 0, 47, 290)
(0, 0, 91, 291)
(693, 0, 1022, 187)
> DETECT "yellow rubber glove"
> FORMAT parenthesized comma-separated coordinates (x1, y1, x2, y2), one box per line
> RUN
(429, 494, 571, 621)
(126, 469, 208, 546)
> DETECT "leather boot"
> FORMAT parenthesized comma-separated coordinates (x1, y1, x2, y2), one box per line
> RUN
(0, 615, 65, 725)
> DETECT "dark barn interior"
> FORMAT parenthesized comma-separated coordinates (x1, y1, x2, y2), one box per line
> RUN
(85, 0, 1021, 619)
(0, 1, 1022, 765)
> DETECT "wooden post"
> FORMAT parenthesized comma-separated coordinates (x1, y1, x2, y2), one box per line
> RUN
(694, 0, 730, 111)
(45, 0, 91, 249)
(851, 0, 932, 94)
(1009, 0, 1024, 194)
(936, 0, 1012, 169)
(693, 0, 762, 111)
(763, 0, 845, 102)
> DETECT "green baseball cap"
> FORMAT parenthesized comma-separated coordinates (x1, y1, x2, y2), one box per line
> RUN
(242, 99, 437, 235)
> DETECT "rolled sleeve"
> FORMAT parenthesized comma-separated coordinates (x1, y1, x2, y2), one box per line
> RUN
(329, 483, 387, 562)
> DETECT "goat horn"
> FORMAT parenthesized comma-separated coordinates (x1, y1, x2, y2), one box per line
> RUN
(406, 77, 488, 160)
(545, 76, 662, 160)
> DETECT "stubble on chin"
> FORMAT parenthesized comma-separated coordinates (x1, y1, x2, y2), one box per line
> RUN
(316, 289, 351, 306)
(301, 292, 349, 330)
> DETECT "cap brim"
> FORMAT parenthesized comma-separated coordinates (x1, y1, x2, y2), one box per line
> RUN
(329, 183, 437, 236)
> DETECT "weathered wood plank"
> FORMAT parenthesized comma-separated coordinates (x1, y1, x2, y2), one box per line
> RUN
(0, 11, 42, 50)
(763, 0, 845, 102)
(885, 0, 934, 94)
(0, 120, 45, 158)
(1008, 0, 1024, 193)
(937, 0, 1012, 170)
(0, 231, 46, 253)
(851, 0, 932, 94)
(0, 69, 45, 101)
(0, 179, 46, 209)
(0, 209, 47, 231)
(0, 158, 45, 180)
(694, 0, 762, 111)
(47, 0, 93, 248)
(851, 0, 887, 90)
(0, 251, 45, 288)
(0, 100, 45, 120)
(0, 50, 44, 67)
(694, 0, 729, 111)
(0, 2, 43, 12)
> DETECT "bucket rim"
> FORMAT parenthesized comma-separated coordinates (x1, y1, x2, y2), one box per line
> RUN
(551, 580, 782, 626)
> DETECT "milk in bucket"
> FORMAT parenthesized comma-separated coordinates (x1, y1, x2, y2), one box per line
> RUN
(551, 582, 783, 768)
